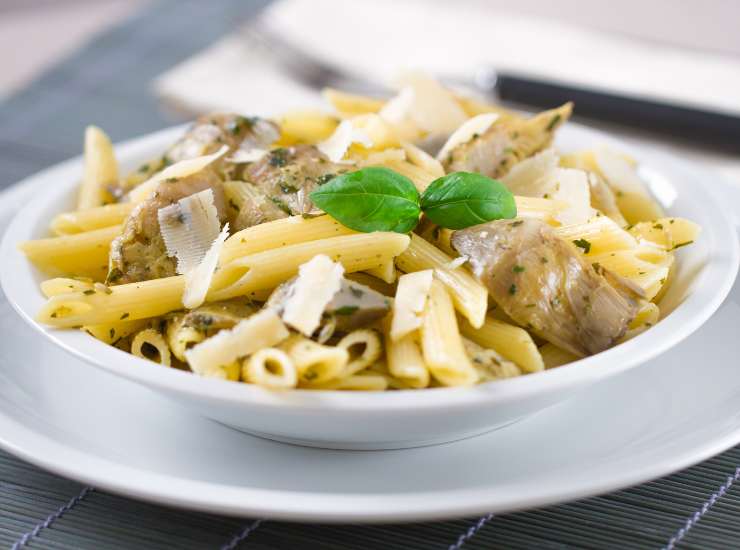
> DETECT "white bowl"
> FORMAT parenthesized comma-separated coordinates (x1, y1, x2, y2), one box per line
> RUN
(1, 124, 738, 450)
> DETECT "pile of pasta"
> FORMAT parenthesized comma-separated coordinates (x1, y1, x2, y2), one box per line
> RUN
(20, 75, 699, 390)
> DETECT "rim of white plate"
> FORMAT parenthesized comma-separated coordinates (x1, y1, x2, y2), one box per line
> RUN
(0, 359, 739, 522)
(1, 123, 738, 414)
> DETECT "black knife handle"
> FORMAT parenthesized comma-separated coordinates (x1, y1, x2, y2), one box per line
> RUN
(495, 72, 740, 152)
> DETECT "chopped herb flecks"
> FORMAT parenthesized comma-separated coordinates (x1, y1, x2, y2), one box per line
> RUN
(546, 114, 561, 131)
(334, 305, 359, 316)
(671, 240, 693, 251)
(573, 238, 592, 254)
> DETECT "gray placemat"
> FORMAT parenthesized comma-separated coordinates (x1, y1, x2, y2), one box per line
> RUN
(1, 1, 740, 548)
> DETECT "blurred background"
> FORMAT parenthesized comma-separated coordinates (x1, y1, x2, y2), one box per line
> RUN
(1, 0, 739, 186)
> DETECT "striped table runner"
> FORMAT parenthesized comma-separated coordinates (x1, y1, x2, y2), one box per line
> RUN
(1, 1, 739, 548)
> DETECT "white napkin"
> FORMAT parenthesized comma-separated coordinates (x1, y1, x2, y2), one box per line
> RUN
(155, 0, 740, 182)
(157, 0, 740, 115)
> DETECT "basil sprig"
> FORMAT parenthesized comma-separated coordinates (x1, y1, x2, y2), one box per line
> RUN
(310, 167, 421, 233)
(420, 172, 517, 230)
(309, 167, 516, 233)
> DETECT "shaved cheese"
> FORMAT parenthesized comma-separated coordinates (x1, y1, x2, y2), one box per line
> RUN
(393, 72, 468, 136)
(128, 145, 228, 204)
(182, 222, 229, 309)
(317, 120, 373, 162)
(501, 149, 559, 196)
(227, 148, 268, 164)
(158, 188, 221, 274)
(436, 113, 499, 162)
(390, 270, 433, 341)
(378, 87, 421, 141)
(550, 168, 593, 226)
(184, 309, 289, 378)
(282, 255, 345, 336)
(594, 148, 650, 195)
(500, 150, 593, 225)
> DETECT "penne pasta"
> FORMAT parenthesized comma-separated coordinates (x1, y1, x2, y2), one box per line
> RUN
(623, 302, 661, 341)
(131, 328, 171, 366)
(23, 75, 698, 392)
(77, 125, 118, 210)
(165, 314, 206, 362)
(365, 260, 397, 284)
(322, 88, 385, 118)
(460, 316, 544, 373)
(628, 217, 700, 251)
(211, 232, 410, 302)
(41, 277, 93, 297)
(420, 280, 478, 387)
(383, 319, 429, 389)
(337, 329, 383, 377)
(554, 215, 637, 256)
(50, 203, 134, 235)
(20, 225, 120, 280)
(243, 348, 298, 389)
(539, 343, 579, 369)
(275, 109, 340, 146)
(221, 215, 355, 264)
(38, 232, 410, 327)
(281, 335, 348, 385)
(84, 318, 150, 345)
(396, 234, 488, 328)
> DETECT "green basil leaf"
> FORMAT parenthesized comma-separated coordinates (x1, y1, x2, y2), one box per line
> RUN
(309, 167, 421, 233)
(420, 172, 517, 229)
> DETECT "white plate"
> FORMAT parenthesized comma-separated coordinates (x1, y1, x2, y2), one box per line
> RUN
(1, 124, 739, 450)
(1, 168, 740, 521)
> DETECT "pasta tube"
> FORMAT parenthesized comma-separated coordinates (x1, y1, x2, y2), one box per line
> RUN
(281, 335, 348, 385)
(38, 232, 410, 327)
(539, 343, 579, 369)
(131, 328, 171, 366)
(322, 88, 385, 118)
(243, 348, 298, 389)
(460, 316, 544, 373)
(220, 215, 355, 264)
(20, 225, 120, 279)
(51, 203, 133, 235)
(77, 125, 118, 209)
(383, 319, 429, 389)
(396, 234, 488, 328)
(337, 329, 383, 377)
(211, 232, 410, 302)
(84, 318, 149, 345)
(420, 280, 478, 387)
(553, 215, 637, 256)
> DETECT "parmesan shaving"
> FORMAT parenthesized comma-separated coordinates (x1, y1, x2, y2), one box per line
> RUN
(158, 188, 221, 275)
(500, 150, 593, 225)
(184, 309, 289, 378)
(227, 148, 268, 164)
(317, 120, 373, 162)
(390, 270, 434, 341)
(128, 145, 228, 204)
(436, 113, 499, 162)
(378, 87, 421, 141)
(594, 148, 651, 195)
(501, 149, 559, 196)
(550, 169, 593, 226)
(282, 255, 345, 336)
(393, 72, 468, 136)
(182, 222, 230, 310)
